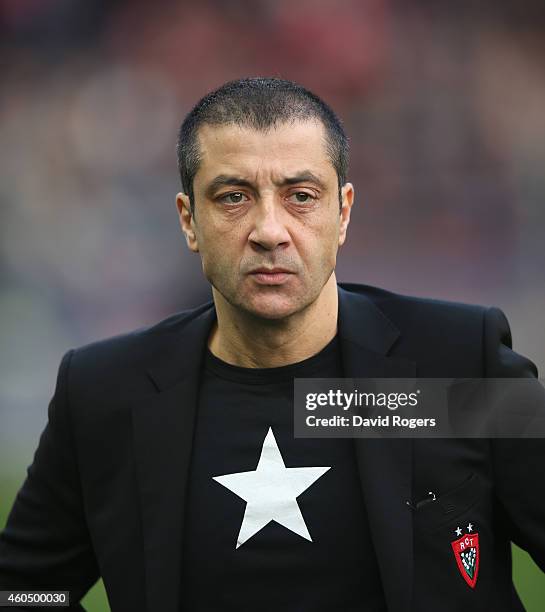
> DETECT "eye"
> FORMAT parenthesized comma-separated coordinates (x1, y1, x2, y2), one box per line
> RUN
(288, 192, 315, 204)
(218, 192, 248, 205)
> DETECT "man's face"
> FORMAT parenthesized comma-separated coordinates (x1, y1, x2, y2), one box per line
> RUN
(177, 119, 353, 320)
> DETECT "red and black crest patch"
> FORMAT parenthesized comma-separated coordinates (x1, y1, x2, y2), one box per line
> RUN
(451, 531, 479, 588)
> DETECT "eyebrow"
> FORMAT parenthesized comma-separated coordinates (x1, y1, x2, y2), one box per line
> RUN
(204, 171, 327, 198)
(205, 175, 256, 198)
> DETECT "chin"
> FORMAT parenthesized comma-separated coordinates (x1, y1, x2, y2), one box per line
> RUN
(243, 295, 306, 321)
(249, 308, 295, 321)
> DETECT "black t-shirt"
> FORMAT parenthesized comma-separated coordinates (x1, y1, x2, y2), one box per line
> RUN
(180, 336, 386, 611)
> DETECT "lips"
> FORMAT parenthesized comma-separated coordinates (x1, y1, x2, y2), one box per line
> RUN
(250, 267, 292, 274)
(249, 268, 294, 285)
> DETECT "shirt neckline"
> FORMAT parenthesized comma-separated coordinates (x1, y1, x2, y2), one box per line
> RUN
(204, 335, 340, 385)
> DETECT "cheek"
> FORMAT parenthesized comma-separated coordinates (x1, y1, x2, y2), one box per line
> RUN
(198, 226, 242, 277)
(301, 221, 339, 263)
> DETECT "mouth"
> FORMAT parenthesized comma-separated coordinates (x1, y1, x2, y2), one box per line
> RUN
(248, 268, 295, 285)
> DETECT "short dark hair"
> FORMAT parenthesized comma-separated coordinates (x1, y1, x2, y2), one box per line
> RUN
(176, 77, 349, 211)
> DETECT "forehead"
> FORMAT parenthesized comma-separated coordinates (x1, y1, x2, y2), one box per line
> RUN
(194, 120, 336, 184)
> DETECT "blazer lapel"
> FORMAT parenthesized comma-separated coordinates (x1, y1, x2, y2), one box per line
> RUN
(132, 304, 216, 612)
(338, 286, 416, 612)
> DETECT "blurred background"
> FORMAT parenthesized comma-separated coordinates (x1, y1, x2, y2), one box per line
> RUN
(1, 0, 544, 609)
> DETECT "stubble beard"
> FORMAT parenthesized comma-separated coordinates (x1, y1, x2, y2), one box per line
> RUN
(211, 266, 334, 325)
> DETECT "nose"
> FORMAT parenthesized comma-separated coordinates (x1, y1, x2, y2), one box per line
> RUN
(248, 200, 291, 251)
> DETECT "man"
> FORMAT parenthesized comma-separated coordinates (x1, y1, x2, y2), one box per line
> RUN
(0, 78, 543, 611)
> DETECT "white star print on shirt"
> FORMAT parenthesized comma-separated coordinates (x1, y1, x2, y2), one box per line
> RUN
(213, 427, 331, 549)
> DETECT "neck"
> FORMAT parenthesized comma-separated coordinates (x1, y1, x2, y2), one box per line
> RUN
(208, 274, 339, 368)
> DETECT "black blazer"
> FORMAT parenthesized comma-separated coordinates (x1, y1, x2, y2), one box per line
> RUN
(0, 284, 543, 611)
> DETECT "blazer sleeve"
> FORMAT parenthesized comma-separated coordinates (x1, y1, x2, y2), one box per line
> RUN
(0, 350, 99, 610)
(485, 307, 545, 573)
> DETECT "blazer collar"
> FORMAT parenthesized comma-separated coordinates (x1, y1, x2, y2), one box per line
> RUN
(337, 284, 400, 356)
(146, 303, 217, 392)
(133, 286, 415, 612)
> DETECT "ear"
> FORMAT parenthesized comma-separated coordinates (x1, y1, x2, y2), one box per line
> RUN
(176, 192, 199, 253)
(338, 182, 354, 246)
